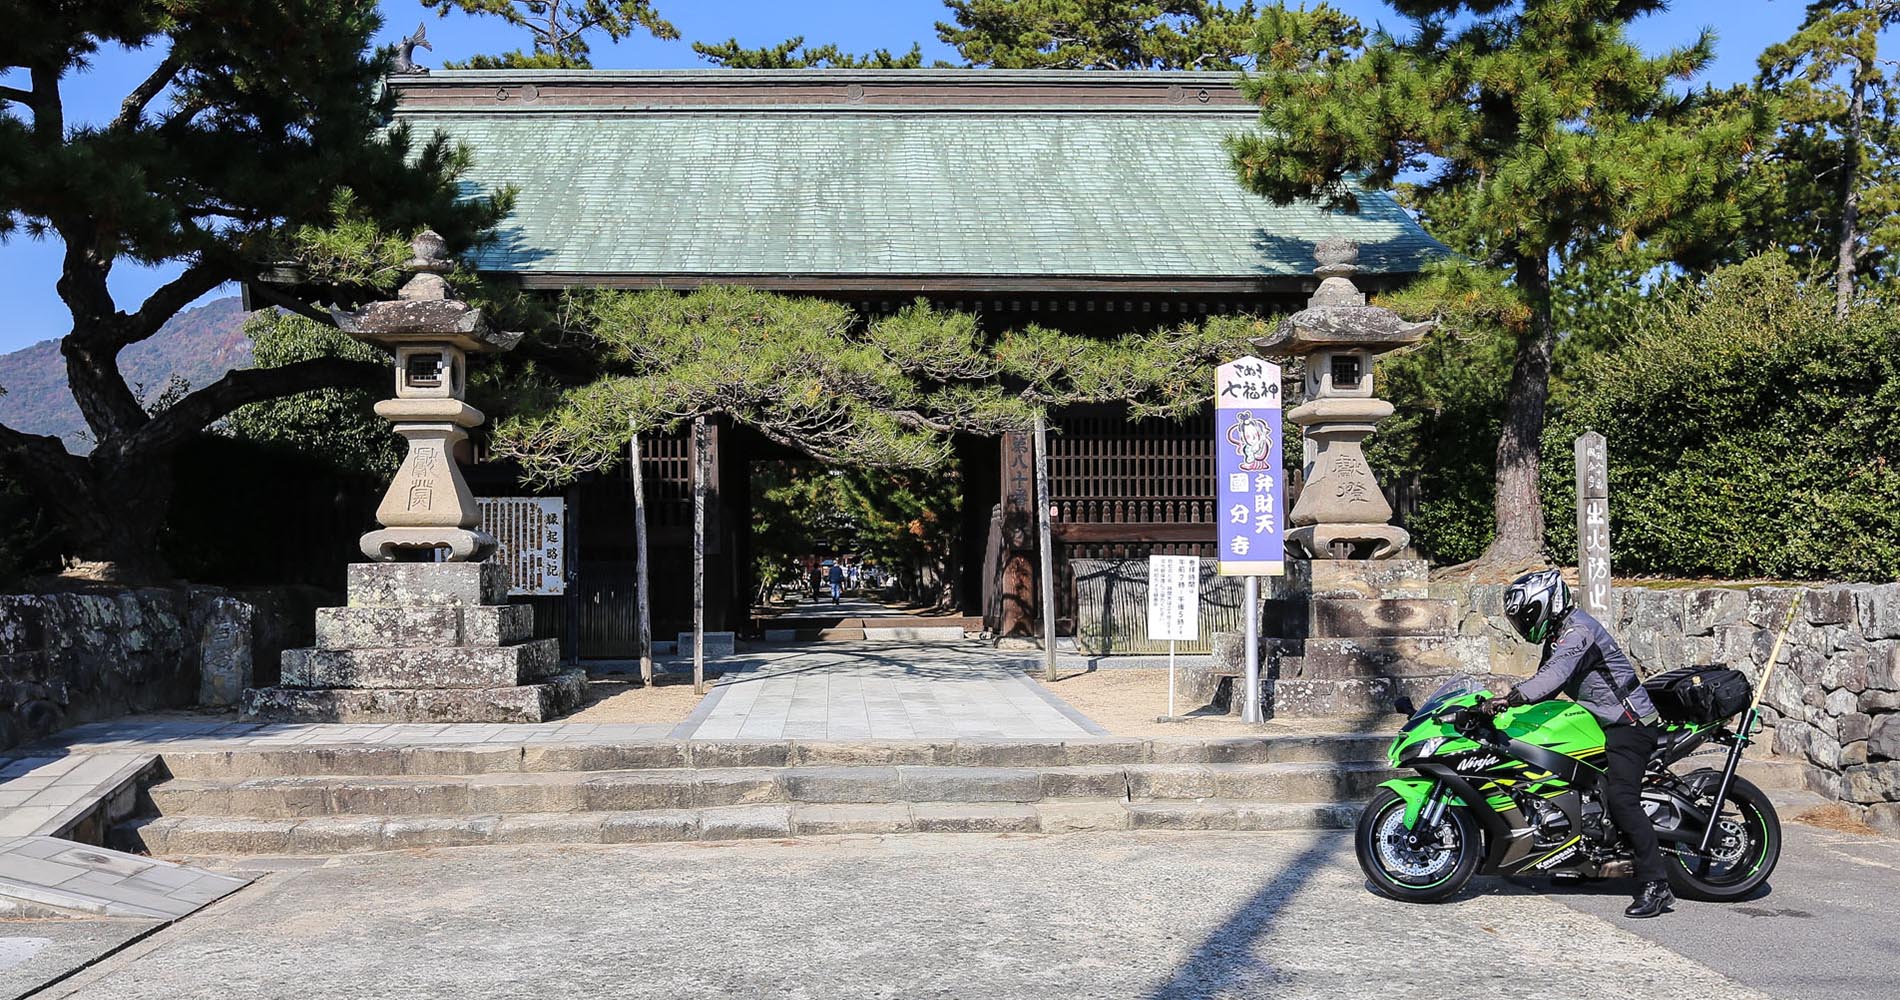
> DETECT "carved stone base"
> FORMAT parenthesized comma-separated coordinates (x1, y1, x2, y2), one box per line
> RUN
(1287, 524, 1409, 560)
(360, 527, 497, 563)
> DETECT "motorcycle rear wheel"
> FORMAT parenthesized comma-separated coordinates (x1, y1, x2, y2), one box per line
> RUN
(1667, 771, 1781, 902)
(1356, 788, 1480, 903)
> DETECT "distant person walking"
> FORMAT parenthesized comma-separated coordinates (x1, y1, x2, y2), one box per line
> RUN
(809, 562, 822, 600)
(828, 561, 844, 605)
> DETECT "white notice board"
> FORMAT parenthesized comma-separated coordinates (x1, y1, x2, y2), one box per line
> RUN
(1146, 555, 1201, 642)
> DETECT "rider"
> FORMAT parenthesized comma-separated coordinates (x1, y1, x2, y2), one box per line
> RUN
(1488, 568, 1674, 919)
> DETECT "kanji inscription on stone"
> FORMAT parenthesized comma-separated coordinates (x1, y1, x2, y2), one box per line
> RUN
(1574, 431, 1611, 618)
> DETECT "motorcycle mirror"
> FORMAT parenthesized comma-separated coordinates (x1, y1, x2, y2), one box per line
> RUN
(1393, 696, 1416, 717)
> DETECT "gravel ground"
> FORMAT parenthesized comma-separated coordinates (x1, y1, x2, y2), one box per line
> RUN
(38, 831, 1779, 1000)
(561, 677, 712, 725)
(1037, 668, 1401, 738)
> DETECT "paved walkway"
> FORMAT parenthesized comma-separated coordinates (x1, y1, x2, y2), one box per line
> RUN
(683, 641, 1100, 740)
(30, 831, 1790, 1000)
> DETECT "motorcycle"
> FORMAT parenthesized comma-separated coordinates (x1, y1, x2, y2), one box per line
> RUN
(1355, 676, 1781, 903)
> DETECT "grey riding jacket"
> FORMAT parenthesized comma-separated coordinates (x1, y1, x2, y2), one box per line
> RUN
(1511, 608, 1659, 727)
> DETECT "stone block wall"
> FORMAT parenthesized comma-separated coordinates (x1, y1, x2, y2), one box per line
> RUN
(0, 585, 317, 752)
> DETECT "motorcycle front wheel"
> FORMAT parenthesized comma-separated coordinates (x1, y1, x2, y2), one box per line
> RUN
(1356, 788, 1481, 903)
(1667, 771, 1781, 902)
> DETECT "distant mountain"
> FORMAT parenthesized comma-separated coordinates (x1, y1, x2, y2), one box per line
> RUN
(0, 297, 253, 453)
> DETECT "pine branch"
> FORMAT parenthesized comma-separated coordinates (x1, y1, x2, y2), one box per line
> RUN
(0, 85, 31, 106)
(112, 51, 184, 131)
(123, 258, 230, 346)
(133, 355, 385, 453)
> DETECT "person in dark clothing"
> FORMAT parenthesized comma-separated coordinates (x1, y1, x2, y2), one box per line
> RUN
(1486, 568, 1674, 919)
(827, 561, 845, 605)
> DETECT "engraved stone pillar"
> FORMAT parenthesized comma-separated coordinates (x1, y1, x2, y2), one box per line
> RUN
(334, 231, 521, 562)
(1254, 239, 1432, 560)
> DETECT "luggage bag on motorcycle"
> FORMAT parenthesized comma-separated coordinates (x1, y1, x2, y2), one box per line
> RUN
(1642, 665, 1753, 724)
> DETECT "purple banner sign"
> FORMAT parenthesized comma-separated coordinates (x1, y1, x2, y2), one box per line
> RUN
(1216, 356, 1285, 577)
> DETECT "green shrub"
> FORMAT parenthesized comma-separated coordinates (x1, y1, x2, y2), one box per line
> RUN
(1553, 255, 1900, 581)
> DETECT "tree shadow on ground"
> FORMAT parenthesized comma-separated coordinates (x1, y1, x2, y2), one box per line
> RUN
(1141, 832, 1346, 999)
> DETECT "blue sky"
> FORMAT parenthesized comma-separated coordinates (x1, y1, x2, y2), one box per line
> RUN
(0, 1, 1855, 353)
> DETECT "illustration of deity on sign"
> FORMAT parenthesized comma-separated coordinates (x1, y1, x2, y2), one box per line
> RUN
(1226, 411, 1273, 471)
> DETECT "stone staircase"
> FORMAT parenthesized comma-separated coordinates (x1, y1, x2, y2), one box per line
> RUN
(111, 734, 1399, 856)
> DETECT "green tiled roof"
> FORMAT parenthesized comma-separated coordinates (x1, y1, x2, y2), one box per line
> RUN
(396, 108, 1446, 283)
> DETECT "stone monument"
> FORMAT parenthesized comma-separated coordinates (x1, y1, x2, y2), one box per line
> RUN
(1254, 238, 1430, 560)
(1207, 240, 1488, 718)
(241, 234, 584, 723)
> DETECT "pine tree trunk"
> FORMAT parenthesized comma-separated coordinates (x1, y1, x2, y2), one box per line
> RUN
(1480, 253, 1557, 567)
(691, 415, 708, 696)
(630, 419, 653, 687)
(1836, 63, 1866, 321)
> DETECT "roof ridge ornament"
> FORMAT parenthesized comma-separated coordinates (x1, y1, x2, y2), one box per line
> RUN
(393, 23, 431, 76)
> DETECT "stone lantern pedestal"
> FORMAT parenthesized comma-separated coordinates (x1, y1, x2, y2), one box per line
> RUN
(241, 233, 583, 723)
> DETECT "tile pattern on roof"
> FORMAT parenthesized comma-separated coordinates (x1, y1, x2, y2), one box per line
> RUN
(398, 111, 1447, 278)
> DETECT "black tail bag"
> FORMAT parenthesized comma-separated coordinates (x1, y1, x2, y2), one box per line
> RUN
(1642, 666, 1754, 725)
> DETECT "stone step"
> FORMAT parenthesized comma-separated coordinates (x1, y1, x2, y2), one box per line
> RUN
(141, 761, 1402, 818)
(114, 797, 1365, 855)
(241, 670, 587, 724)
(280, 639, 561, 689)
(154, 733, 1397, 779)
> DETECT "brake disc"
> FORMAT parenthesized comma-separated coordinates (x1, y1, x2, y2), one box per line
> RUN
(1376, 808, 1457, 878)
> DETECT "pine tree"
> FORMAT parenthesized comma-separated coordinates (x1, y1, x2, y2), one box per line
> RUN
(423, 0, 677, 69)
(937, 0, 1258, 69)
(693, 37, 930, 69)
(1755, 0, 1900, 317)
(0, 1, 507, 580)
(1229, 1, 1769, 566)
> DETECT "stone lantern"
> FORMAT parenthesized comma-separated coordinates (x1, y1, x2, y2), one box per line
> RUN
(1255, 239, 1431, 559)
(240, 233, 582, 724)
(335, 231, 521, 562)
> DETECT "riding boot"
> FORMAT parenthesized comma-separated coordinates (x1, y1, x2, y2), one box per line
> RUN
(1625, 879, 1674, 918)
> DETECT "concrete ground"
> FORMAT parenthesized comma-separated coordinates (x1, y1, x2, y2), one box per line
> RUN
(1512, 822, 1900, 1000)
(23, 829, 1851, 1000)
(1, 918, 158, 1000)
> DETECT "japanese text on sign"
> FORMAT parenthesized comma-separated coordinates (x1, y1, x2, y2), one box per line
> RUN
(1147, 555, 1201, 641)
(1216, 357, 1285, 577)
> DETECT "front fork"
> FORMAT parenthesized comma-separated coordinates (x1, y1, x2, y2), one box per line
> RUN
(1695, 709, 1758, 853)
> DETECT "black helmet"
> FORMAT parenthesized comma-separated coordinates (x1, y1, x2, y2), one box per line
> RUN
(1503, 568, 1572, 644)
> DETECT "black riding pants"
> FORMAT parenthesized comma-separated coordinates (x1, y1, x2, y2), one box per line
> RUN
(1602, 722, 1668, 883)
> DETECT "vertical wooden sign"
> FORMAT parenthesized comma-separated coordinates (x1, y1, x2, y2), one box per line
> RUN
(1574, 430, 1611, 619)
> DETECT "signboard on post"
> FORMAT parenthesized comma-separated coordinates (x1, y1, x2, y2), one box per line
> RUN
(1215, 357, 1285, 577)
(477, 497, 565, 596)
(1146, 555, 1201, 642)
(1214, 356, 1285, 725)
(1575, 431, 1612, 619)
(1148, 554, 1201, 719)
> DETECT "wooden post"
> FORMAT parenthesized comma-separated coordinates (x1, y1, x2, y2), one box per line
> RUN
(629, 417, 653, 687)
(1574, 430, 1611, 619)
(1034, 413, 1058, 682)
(692, 415, 708, 696)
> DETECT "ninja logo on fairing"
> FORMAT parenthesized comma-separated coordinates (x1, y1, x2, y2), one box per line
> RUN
(1456, 753, 1502, 772)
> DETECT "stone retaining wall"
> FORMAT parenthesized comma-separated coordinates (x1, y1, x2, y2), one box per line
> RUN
(0, 586, 320, 752)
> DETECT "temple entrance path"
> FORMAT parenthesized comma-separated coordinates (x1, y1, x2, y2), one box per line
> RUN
(681, 641, 1102, 741)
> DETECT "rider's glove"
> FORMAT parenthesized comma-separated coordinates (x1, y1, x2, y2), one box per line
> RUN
(1482, 693, 1511, 716)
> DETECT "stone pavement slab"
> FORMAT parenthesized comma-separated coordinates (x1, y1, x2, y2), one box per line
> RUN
(684, 641, 1101, 741)
(34, 831, 1780, 1000)
(0, 837, 249, 920)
